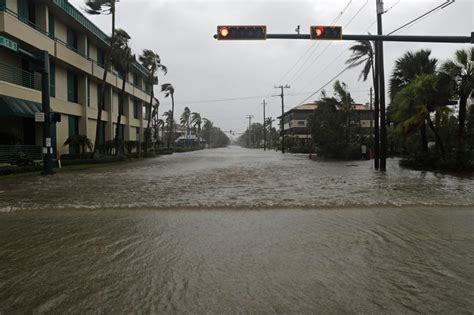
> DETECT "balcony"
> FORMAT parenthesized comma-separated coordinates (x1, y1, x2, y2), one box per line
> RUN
(0, 62, 42, 91)
(0, 5, 152, 100)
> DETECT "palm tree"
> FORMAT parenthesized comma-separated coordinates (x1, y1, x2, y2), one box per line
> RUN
(84, 0, 118, 156)
(346, 39, 378, 163)
(180, 106, 191, 137)
(139, 49, 167, 151)
(191, 112, 202, 147)
(161, 84, 175, 149)
(150, 98, 160, 149)
(392, 73, 454, 155)
(389, 49, 438, 152)
(156, 118, 165, 147)
(333, 80, 354, 141)
(441, 48, 474, 151)
(202, 118, 213, 147)
(111, 28, 133, 154)
(265, 117, 274, 148)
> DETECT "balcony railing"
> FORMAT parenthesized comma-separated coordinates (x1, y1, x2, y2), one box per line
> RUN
(0, 62, 42, 91)
(0, 5, 152, 96)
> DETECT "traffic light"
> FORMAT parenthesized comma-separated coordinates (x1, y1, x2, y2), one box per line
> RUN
(310, 26, 342, 40)
(216, 25, 267, 40)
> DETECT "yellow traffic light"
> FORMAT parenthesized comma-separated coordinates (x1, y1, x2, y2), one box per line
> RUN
(216, 25, 267, 40)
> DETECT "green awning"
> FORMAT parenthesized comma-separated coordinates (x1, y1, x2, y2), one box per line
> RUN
(0, 95, 42, 118)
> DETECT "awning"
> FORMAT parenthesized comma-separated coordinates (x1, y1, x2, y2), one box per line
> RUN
(0, 95, 42, 118)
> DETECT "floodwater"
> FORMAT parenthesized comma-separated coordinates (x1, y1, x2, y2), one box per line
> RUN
(0, 146, 473, 313)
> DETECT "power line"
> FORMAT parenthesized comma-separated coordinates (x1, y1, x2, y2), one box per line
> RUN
(388, 0, 454, 35)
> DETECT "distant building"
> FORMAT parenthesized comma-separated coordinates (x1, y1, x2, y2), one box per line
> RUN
(279, 102, 375, 148)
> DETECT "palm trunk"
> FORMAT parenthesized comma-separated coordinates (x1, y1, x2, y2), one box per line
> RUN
(458, 94, 467, 153)
(167, 94, 175, 149)
(93, 2, 115, 156)
(145, 88, 154, 152)
(427, 115, 445, 155)
(114, 70, 126, 155)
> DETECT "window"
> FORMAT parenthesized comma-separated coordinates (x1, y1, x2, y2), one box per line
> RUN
(68, 116, 79, 154)
(49, 62, 55, 97)
(67, 71, 78, 103)
(143, 104, 150, 120)
(118, 95, 124, 115)
(86, 38, 90, 58)
(18, 0, 35, 25)
(97, 49, 105, 67)
(87, 79, 90, 107)
(133, 73, 140, 87)
(67, 27, 78, 50)
(133, 100, 140, 119)
(117, 124, 125, 140)
(48, 11, 54, 38)
(97, 84, 103, 110)
(0, 0, 5, 9)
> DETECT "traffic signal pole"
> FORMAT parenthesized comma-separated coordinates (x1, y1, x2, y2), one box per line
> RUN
(40, 51, 54, 175)
(377, 0, 387, 172)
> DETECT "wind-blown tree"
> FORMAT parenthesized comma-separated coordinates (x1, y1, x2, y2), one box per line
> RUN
(64, 135, 93, 154)
(161, 84, 175, 149)
(392, 73, 454, 155)
(150, 98, 160, 149)
(388, 49, 438, 152)
(441, 48, 474, 151)
(191, 112, 202, 147)
(84, 0, 118, 155)
(333, 81, 355, 140)
(180, 106, 191, 137)
(139, 50, 167, 151)
(156, 118, 165, 147)
(265, 117, 275, 148)
(202, 118, 213, 147)
(111, 28, 133, 154)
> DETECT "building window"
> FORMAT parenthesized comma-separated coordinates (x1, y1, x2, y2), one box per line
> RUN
(117, 124, 125, 140)
(133, 73, 140, 87)
(67, 27, 78, 50)
(48, 11, 54, 38)
(68, 115, 79, 154)
(67, 71, 78, 103)
(87, 79, 90, 107)
(118, 95, 124, 115)
(86, 38, 90, 58)
(18, 0, 35, 25)
(0, 0, 5, 9)
(133, 100, 140, 119)
(49, 62, 55, 97)
(97, 49, 105, 67)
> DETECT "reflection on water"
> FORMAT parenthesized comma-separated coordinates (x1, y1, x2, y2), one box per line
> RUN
(0, 146, 473, 211)
(0, 146, 473, 312)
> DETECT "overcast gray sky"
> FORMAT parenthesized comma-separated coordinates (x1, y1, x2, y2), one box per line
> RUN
(70, 0, 473, 136)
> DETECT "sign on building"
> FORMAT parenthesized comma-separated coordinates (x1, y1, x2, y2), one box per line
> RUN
(35, 112, 45, 123)
(0, 36, 18, 52)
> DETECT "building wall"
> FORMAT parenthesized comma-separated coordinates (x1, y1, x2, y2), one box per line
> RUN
(0, 0, 152, 157)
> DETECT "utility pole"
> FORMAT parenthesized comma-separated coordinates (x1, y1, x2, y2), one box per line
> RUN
(377, 0, 387, 171)
(40, 51, 53, 175)
(262, 99, 267, 151)
(275, 85, 290, 153)
(369, 87, 374, 158)
(245, 115, 253, 148)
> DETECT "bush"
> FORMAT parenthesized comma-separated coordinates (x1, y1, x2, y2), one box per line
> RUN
(400, 151, 474, 173)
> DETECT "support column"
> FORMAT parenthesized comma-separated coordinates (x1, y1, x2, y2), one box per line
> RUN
(78, 75, 89, 137)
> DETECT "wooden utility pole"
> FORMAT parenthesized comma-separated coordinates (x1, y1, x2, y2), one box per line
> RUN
(275, 85, 290, 153)
(245, 115, 253, 148)
(263, 99, 267, 151)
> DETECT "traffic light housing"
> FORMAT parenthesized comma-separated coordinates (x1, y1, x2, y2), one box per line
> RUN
(310, 26, 342, 40)
(216, 25, 267, 40)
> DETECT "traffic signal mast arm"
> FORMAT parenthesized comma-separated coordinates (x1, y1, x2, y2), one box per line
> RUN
(215, 26, 474, 43)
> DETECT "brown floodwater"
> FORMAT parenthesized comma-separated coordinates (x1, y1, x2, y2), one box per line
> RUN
(0, 146, 473, 313)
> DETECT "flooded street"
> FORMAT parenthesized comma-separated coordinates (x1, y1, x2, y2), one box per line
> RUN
(1, 146, 473, 313)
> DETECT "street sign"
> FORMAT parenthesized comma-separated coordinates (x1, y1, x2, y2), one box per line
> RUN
(35, 112, 45, 122)
(0, 36, 18, 52)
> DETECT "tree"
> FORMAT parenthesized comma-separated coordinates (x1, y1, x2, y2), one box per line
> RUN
(392, 73, 454, 155)
(84, 0, 118, 156)
(111, 28, 133, 154)
(156, 118, 165, 148)
(150, 98, 160, 149)
(180, 106, 191, 136)
(202, 118, 213, 147)
(161, 84, 175, 149)
(139, 50, 167, 151)
(388, 49, 438, 152)
(441, 48, 474, 152)
(191, 112, 202, 147)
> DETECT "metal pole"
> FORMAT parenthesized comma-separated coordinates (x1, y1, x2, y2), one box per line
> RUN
(377, 0, 387, 171)
(41, 50, 53, 175)
(263, 99, 266, 151)
(369, 87, 373, 154)
(275, 85, 290, 153)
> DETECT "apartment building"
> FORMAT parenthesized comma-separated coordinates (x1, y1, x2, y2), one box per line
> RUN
(280, 102, 374, 147)
(0, 0, 152, 159)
